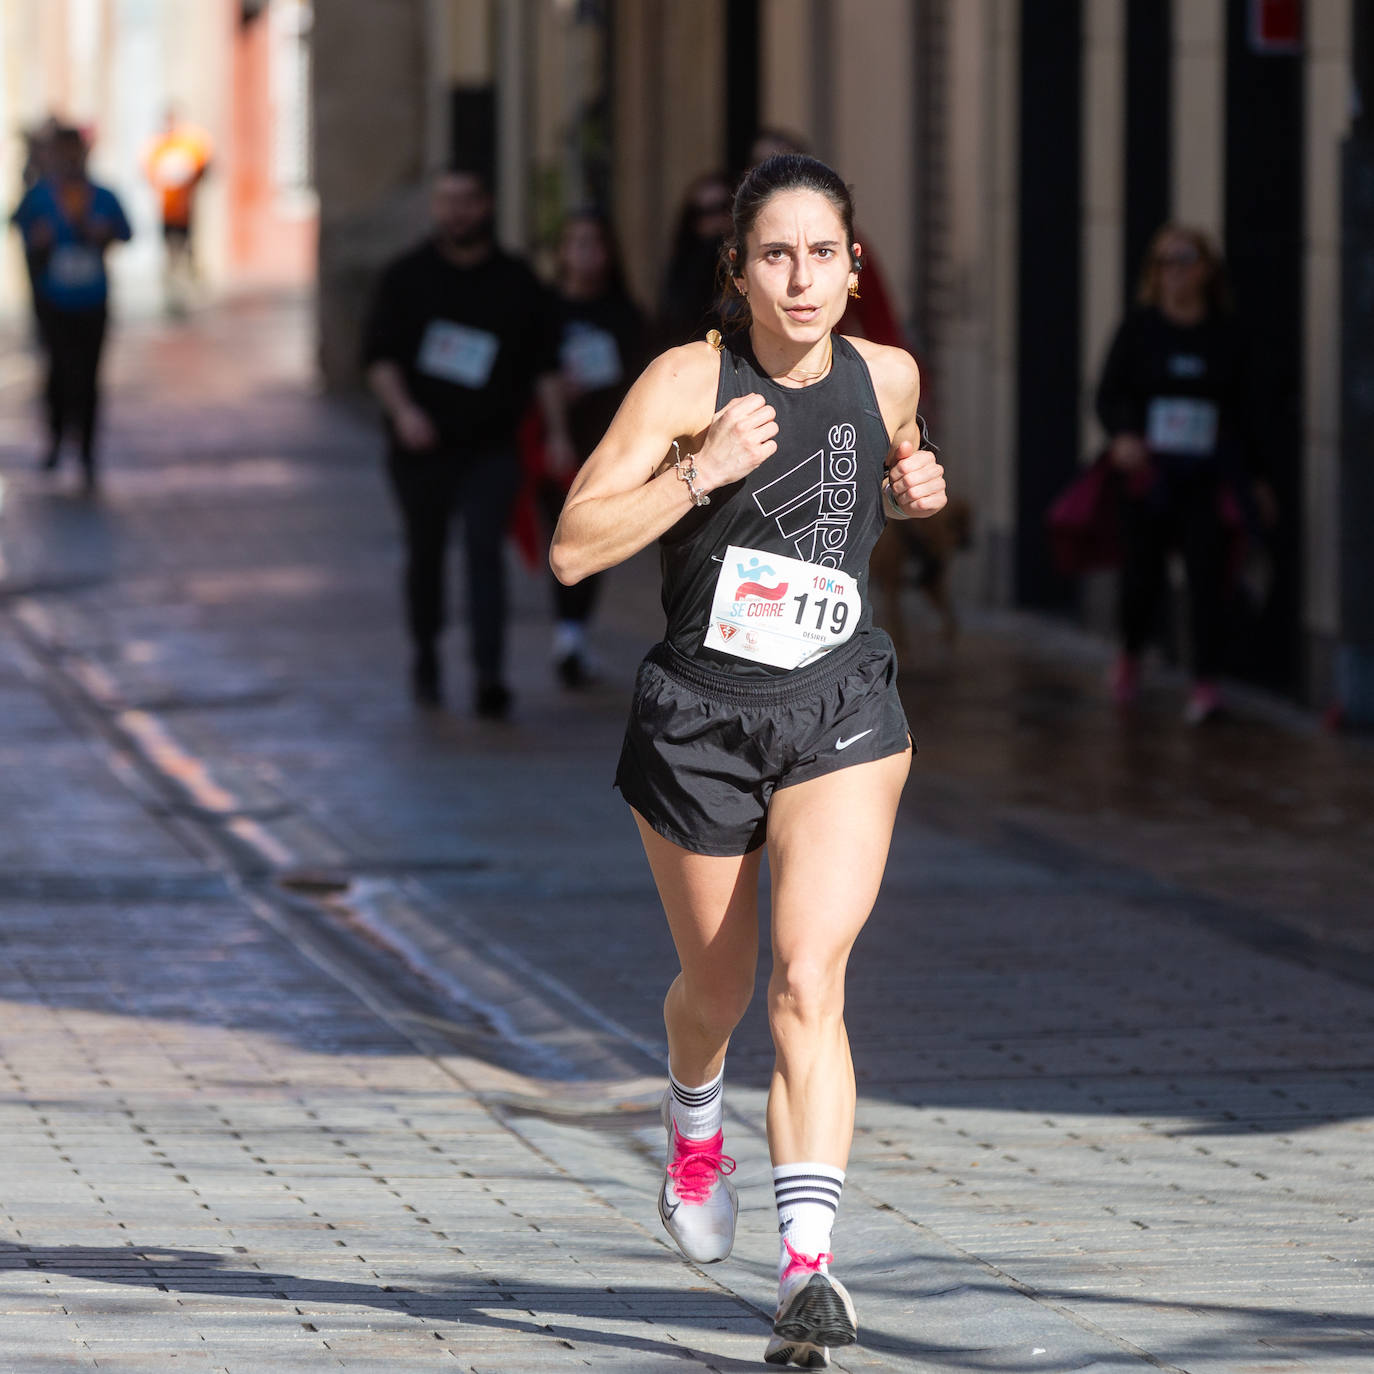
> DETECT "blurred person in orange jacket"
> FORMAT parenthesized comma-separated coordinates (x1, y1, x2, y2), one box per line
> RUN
(141, 107, 212, 315)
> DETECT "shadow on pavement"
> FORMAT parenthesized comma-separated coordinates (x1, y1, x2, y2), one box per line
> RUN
(0, 1243, 776, 1370)
(5, 1244, 1371, 1371)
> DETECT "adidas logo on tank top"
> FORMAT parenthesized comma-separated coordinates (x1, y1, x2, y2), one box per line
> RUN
(659, 333, 890, 676)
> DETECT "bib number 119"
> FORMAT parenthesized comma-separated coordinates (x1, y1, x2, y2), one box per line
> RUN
(792, 591, 849, 636)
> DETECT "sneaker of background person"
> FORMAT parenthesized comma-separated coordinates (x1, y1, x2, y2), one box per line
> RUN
(1184, 680, 1222, 726)
(474, 680, 512, 720)
(1109, 652, 1141, 708)
(551, 622, 599, 688)
(411, 646, 441, 706)
(555, 648, 598, 689)
(657, 1090, 737, 1263)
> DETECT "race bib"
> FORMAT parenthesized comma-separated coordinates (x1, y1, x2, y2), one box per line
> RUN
(702, 544, 862, 670)
(560, 324, 623, 390)
(416, 320, 499, 388)
(1147, 396, 1218, 456)
(48, 245, 101, 288)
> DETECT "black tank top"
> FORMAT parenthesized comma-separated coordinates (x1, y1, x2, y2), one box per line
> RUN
(660, 332, 890, 678)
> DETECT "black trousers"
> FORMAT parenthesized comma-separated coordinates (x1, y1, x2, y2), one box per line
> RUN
(385, 444, 523, 683)
(537, 477, 599, 624)
(1118, 466, 1227, 680)
(41, 304, 107, 466)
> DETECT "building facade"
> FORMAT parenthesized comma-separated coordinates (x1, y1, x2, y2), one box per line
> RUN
(0, 0, 316, 317)
(316, 1, 1368, 713)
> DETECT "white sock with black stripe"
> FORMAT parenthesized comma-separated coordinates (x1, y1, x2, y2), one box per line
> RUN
(668, 1065, 724, 1140)
(773, 1162, 845, 1276)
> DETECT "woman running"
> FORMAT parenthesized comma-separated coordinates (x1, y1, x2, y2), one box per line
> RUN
(550, 154, 946, 1369)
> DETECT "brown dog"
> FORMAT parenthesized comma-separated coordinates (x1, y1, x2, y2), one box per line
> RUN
(869, 495, 974, 655)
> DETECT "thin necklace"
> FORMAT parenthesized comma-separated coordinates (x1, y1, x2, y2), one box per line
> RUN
(769, 334, 833, 385)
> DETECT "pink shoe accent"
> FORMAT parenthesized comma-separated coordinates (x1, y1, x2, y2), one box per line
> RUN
(1191, 681, 1220, 707)
(667, 1128, 736, 1204)
(781, 1237, 834, 1283)
(1110, 653, 1140, 708)
(1184, 680, 1222, 725)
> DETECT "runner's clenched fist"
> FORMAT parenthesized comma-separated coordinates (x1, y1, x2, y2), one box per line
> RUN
(692, 393, 779, 493)
(885, 439, 946, 518)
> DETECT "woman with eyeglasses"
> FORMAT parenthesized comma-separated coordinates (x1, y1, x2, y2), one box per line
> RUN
(1094, 223, 1273, 724)
(658, 172, 735, 347)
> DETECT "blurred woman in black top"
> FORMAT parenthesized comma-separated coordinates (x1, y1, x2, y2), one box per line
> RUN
(657, 172, 733, 347)
(1095, 224, 1273, 724)
(543, 211, 648, 684)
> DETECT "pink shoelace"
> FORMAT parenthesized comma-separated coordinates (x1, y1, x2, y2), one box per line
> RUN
(782, 1237, 834, 1282)
(666, 1128, 737, 1204)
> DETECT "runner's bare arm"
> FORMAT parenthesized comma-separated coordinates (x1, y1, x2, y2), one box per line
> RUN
(550, 344, 779, 585)
(849, 337, 946, 520)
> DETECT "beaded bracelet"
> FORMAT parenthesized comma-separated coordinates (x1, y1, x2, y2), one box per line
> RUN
(672, 439, 711, 507)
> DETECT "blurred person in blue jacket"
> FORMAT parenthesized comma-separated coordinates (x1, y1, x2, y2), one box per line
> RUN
(11, 125, 132, 493)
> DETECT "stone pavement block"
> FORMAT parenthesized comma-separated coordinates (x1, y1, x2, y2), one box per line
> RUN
(55, 1365, 223, 1374)
(0, 1334, 98, 1368)
(0, 1364, 99, 1374)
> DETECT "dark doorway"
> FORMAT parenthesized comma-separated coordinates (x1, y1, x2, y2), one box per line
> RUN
(1123, 0, 1171, 301)
(725, 0, 760, 178)
(450, 88, 496, 186)
(1224, 0, 1305, 693)
(1015, 0, 1083, 610)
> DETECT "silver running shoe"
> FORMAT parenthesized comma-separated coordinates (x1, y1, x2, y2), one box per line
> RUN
(657, 1089, 738, 1263)
(769, 1242, 857, 1353)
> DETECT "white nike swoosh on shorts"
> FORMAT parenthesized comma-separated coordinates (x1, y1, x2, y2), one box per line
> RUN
(835, 729, 873, 751)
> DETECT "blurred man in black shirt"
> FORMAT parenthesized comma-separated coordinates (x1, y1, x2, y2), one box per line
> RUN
(364, 168, 572, 716)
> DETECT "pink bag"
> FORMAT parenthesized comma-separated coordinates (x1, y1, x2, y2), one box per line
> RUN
(1046, 453, 1123, 575)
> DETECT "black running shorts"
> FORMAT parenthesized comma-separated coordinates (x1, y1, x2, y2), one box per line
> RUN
(615, 630, 911, 857)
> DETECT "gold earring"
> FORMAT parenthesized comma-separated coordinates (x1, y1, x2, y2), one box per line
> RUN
(848, 279, 860, 299)
(737, 283, 748, 299)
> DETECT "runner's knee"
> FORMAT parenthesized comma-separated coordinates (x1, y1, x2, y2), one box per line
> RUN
(675, 969, 755, 1038)
(767, 957, 846, 1034)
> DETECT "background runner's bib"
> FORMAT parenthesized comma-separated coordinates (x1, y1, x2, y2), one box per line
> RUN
(560, 322, 623, 390)
(1147, 396, 1218, 456)
(703, 544, 862, 669)
(416, 320, 500, 388)
(48, 245, 102, 288)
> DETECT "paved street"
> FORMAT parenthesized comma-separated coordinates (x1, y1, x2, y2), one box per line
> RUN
(1, 296, 1372, 1373)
